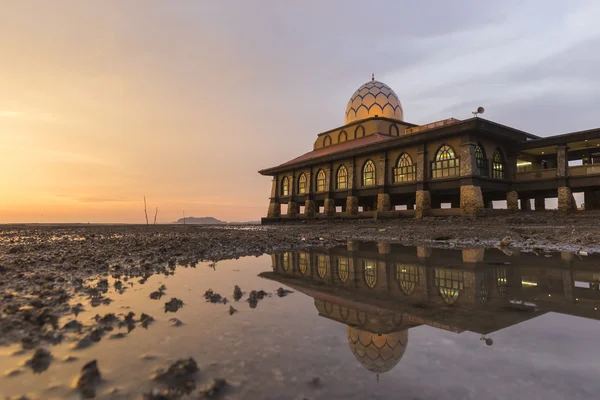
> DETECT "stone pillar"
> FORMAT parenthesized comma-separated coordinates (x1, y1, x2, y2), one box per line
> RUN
(462, 248, 485, 263)
(416, 145, 427, 181)
(270, 177, 278, 198)
(304, 200, 316, 217)
(377, 193, 391, 212)
(507, 191, 519, 212)
(267, 199, 280, 218)
(556, 145, 568, 177)
(460, 141, 476, 176)
(345, 196, 358, 216)
(378, 241, 391, 255)
(347, 240, 359, 252)
(520, 197, 531, 211)
(558, 187, 574, 212)
(460, 185, 484, 217)
(323, 198, 335, 216)
(378, 152, 387, 186)
(417, 246, 432, 260)
(534, 197, 545, 211)
(287, 201, 298, 217)
(584, 190, 599, 210)
(415, 190, 431, 219)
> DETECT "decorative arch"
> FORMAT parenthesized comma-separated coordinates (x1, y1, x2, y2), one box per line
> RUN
(432, 144, 459, 178)
(394, 153, 415, 183)
(354, 125, 365, 138)
(316, 169, 326, 192)
(362, 160, 376, 186)
(474, 143, 488, 177)
(298, 173, 307, 194)
(338, 131, 348, 143)
(337, 257, 349, 283)
(492, 148, 505, 179)
(337, 165, 348, 190)
(323, 135, 332, 147)
(364, 260, 377, 289)
(281, 176, 289, 196)
(389, 124, 399, 136)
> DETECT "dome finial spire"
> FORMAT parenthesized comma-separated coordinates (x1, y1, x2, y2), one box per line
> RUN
(372, 72, 375, 81)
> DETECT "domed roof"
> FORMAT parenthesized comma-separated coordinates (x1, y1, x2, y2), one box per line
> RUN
(347, 326, 408, 374)
(345, 76, 403, 124)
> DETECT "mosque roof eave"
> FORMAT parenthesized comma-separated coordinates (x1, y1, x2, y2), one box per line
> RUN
(315, 116, 419, 138)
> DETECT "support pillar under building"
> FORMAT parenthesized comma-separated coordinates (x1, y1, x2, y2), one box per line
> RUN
(534, 197, 545, 211)
(345, 196, 358, 216)
(520, 197, 531, 211)
(507, 191, 519, 212)
(323, 198, 336, 216)
(377, 193, 391, 212)
(287, 201, 298, 218)
(415, 190, 431, 219)
(267, 199, 281, 218)
(460, 185, 484, 217)
(304, 200, 316, 217)
(558, 187, 575, 212)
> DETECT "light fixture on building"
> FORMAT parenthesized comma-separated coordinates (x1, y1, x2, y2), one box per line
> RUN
(472, 106, 485, 117)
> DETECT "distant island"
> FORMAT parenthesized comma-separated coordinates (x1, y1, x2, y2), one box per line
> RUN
(174, 217, 225, 224)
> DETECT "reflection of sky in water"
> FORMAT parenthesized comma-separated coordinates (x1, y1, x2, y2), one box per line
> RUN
(0, 249, 599, 399)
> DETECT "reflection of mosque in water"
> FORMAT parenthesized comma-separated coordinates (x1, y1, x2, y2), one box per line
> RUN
(260, 242, 600, 377)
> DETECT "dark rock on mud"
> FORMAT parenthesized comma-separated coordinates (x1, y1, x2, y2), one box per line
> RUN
(168, 318, 184, 327)
(276, 287, 294, 297)
(76, 360, 102, 399)
(62, 320, 83, 332)
(164, 298, 184, 313)
(141, 313, 155, 328)
(25, 348, 52, 373)
(229, 306, 237, 316)
(233, 285, 243, 301)
(199, 378, 228, 399)
(152, 358, 199, 397)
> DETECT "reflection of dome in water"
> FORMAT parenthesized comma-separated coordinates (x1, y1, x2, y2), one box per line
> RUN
(347, 326, 408, 373)
(344, 77, 403, 124)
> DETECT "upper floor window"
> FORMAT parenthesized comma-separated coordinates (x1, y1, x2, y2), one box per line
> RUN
(323, 135, 332, 147)
(317, 255, 328, 278)
(337, 166, 348, 190)
(298, 173, 307, 194)
(492, 149, 505, 179)
(474, 144, 488, 177)
(394, 153, 416, 183)
(316, 170, 326, 192)
(364, 260, 377, 289)
(298, 253, 308, 275)
(281, 176, 289, 196)
(363, 160, 376, 186)
(431, 145, 459, 179)
(434, 268, 464, 305)
(396, 264, 418, 295)
(355, 125, 365, 138)
(337, 257, 349, 283)
(338, 131, 347, 143)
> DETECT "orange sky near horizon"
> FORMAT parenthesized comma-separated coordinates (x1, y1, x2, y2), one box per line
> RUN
(1, 1, 599, 223)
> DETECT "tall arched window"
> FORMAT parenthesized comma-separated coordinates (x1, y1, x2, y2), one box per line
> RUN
(337, 166, 348, 190)
(323, 135, 332, 147)
(317, 255, 328, 278)
(434, 268, 464, 305)
(298, 253, 308, 275)
(316, 170, 326, 192)
(298, 174, 307, 194)
(282, 252, 290, 271)
(431, 145, 459, 178)
(363, 160, 376, 186)
(492, 149, 505, 179)
(281, 176, 289, 196)
(364, 260, 377, 289)
(396, 265, 418, 295)
(474, 144, 488, 177)
(337, 257, 349, 283)
(355, 125, 365, 138)
(338, 131, 347, 143)
(394, 153, 415, 183)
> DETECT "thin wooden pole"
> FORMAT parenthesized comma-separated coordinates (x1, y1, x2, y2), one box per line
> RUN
(154, 207, 158, 225)
(143, 196, 149, 226)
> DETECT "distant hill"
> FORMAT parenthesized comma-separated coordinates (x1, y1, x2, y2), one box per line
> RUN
(174, 217, 225, 225)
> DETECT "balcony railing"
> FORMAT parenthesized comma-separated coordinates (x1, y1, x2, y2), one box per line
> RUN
(568, 164, 600, 176)
(515, 168, 557, 181)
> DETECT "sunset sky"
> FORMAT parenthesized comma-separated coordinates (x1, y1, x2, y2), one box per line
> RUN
(1, 1, 599, 223)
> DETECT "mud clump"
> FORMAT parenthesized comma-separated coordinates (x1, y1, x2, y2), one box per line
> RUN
(276, 287, 294, 297)
(199, 378, 228, 399)
(140, 313, 155, 328)
(229, 306, 237, 316)
(25, 348, 52, 373)
(233, 285, 243, 301)
(168, 318, 184, 327)
(150, 284, 167, 300)
(150, 358, 199, 398)
(164, 298, 184, 313)
(76, 360, 102, 399)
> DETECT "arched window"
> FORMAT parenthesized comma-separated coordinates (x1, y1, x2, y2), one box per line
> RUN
(281, 176, 289, 196)
(337, 165, 348, 190)
(431, 145, 459, 178)
(389, 124, 399, 136)
(282, 252, 290, 271)
(355, 125, 365, 138)
(298, 253, 308, 275)
(492, 149, 505, 179)
(316, 170, 326, 192)
(323, 135, 332, 147)
(298, 174, 307, 194)
(337, 257, 349, 283)
(364, 260, 377, 288)
(363, 160, 376, 186)
(434, 268, 464, 305)
(396, 265, 418, 295)
(394, 153, 415, 183)
(317, 255, 328, 278)
(474, 144, 488, 177)
(338, 131, 347, 143)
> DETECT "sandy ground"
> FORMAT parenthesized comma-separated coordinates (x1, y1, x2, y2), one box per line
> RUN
(1, 211, 599, 347)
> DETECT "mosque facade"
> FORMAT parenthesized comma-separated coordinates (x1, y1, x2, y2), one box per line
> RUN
(259, 76, 600, 222)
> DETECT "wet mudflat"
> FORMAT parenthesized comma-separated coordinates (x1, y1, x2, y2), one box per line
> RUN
(1, 243, 600, 399)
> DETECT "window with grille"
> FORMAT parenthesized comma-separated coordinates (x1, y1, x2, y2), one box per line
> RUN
(492, 150, 505, 179)
(364, 260, 377, 288)
(337, 257, 349, 283)
(281, 176, 289, 196)
(298, 253, 308, 275)
(298, 174, 307, 194)
(475, 145, 489, 177)
(393, 153, 416, 182)
(396, 264, 418, 295)
(317, 255, 328, 278)
(363, 160, 376, 186)
(434, 268, 464, 304)
(316, 170, 326, 192)
(431, 145, 459, 178)
(337, 166, 348, 189)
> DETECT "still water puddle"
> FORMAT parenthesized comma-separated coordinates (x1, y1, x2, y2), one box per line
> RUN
(1, 243, 600, 399)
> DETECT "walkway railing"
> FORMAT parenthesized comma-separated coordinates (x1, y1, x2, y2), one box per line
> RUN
(515, 168, 557, 181)
(568, 164, 600, 176)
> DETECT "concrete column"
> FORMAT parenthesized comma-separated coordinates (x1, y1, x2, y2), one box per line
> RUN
(520, 197, 531, 211)
(584, 190, 599, 210)
(304, 200, 316, 217)
(287, 201, 298, 217)
(345, 196, 358, 216)
(534, 197, 545, 211)
(323, 198, 335, 216)
(415, 190, 431, 219)
(267, 199, 281, 218)
(460, 185, 484, 217)
(556, 145, 568, 177)
(377, 193, 391, 212)
(558, 187, 575, 212)
(507, 191, 519, 212)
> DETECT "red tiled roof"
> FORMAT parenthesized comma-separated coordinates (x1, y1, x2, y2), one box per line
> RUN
(273, 134, 394, 169)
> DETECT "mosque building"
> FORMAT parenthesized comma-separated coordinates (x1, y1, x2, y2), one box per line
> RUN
(258, 75, 600, 221)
